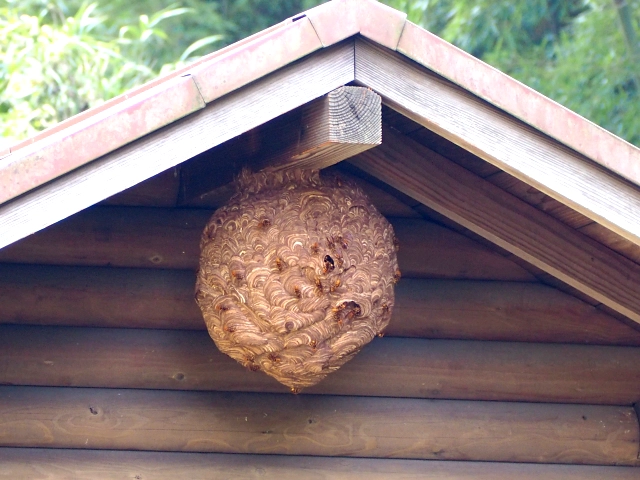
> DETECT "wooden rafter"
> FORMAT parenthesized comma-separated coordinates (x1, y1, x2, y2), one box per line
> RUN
(179, 86, 381, 205)
(354, 38, 640, 248)
(352, 126, 640, 325)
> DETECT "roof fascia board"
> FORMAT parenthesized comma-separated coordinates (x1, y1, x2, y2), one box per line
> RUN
(0, 76, 205, 206)
(0, 16, 323, 206)
(354, 38, 640, 248)
(305, 0, 406, 50)
(397, 20, 640, 188)
(0, 41, 356, 250)
(354, 126, 640, 325)
(8, 17, 308, 154)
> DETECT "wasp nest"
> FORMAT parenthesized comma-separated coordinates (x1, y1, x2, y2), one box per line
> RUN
(195, 169, 399, 392)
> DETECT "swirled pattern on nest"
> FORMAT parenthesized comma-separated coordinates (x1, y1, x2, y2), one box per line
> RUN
(195, 169, 399, 392)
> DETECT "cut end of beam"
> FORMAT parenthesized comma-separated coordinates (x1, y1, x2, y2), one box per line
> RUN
(179, 85, 381, 204)
(263, 85, 381, 172)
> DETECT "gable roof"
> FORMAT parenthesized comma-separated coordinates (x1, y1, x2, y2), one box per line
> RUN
(2, 0, 640, 326)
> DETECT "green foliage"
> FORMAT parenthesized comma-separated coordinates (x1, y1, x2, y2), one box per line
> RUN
(214, 0, 321, 44)
(0, 0, 221, 140)
(0, 0, 327, 142)
(486, 1, 640, 145)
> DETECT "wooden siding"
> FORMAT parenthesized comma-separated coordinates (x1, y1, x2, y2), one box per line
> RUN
(2, 325, 639, 404)
(0, 387, 637, 465)
(2, 116, 640, 474)
(0, 448, 638, 480)
(2, 3, 640, 473)
(1, 450, 638, 479)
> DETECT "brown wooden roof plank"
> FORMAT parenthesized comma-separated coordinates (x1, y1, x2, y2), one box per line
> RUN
(484, 170, 594, 229)
(100, 167, 181, 207)
(0, 386, 637, 465)
(397, 20, 640, 188)
(356, 0, 407, 49)
(579, 222, 640, 266)
(305, 0, 406, 50)
(356, 39, 640, 249)
(2, 263, 639, 346)
(0, 76, 205, 205)
(0, 16, 323, 207)
(7, 18, 294, 154)
(2, 324, 639, 405)
(3, 449, 639, 480)
(305, 0, 359, 47)
(354, 126, 640, 324)
(7, 449, 640, 480)
(0, 206, 533, 280)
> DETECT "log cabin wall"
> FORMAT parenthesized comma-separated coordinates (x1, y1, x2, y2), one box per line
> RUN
(1, 113, 639, 478)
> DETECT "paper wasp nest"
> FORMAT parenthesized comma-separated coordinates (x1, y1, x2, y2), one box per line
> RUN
(195, 169, 399, 392)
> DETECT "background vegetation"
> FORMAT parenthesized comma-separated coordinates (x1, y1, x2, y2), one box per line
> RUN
(2, 0, 639, 146)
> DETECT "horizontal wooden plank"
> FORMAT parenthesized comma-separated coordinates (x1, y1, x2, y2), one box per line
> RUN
(353, 126, 640, 324)
(2, 325, 639, 404)
(0, 264, 200, 329)
(0, 206, 534, 280)
(0, 207, 210, 270)
(2, 264, 639, 345)
(2, 449, 638, 480)
(0, 386, 637, 465)
(391, 276, 640, 344)
(392, 218, 535, 280)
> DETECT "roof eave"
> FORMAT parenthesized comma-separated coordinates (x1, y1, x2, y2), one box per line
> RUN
(4, 0, 639, 206)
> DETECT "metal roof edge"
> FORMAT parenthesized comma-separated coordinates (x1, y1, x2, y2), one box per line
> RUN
(190, 17, 322, 103)
(8, 17, 294, 154)
(1, 15, 324, 205)
(0, 75, 204, 205)
(305, 0, 406, 50)
(396, 20, 640, 187)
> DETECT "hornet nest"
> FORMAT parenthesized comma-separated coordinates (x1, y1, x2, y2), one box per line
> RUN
(195, 169, 399, 392)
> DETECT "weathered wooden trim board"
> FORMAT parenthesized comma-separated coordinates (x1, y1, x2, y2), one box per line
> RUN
(353, 38, 640, 248)
(0, 41, 355, 250)
(2, 325, 639, 404)
(353, 127, 640, 325)
(0, 386, 637, 465)
(2, 264, 639, 345)
(1, 448, 638, 480)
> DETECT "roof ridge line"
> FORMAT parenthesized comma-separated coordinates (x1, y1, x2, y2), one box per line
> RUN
(304, 0, 407, 51)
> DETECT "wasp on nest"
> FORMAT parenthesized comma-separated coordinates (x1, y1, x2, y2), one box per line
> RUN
(195, 169, 399, 392)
